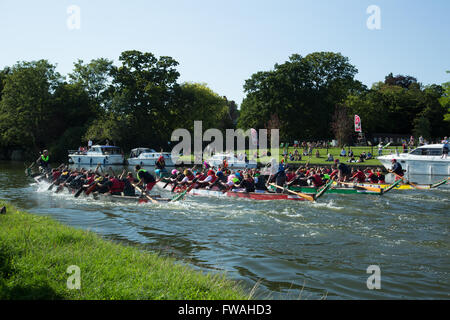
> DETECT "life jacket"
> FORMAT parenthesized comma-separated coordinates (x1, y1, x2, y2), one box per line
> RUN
(109, 178, 123, 194)
(330, 169, 339, 178)
(40, 155, 49, 167)
(138, 169, 155, 183)
(311, 174, 324, 187)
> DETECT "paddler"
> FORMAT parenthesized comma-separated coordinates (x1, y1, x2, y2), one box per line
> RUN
(389, 159, 404, 180)
(134, 165, 157, 193)
(36, 150, 50, 173)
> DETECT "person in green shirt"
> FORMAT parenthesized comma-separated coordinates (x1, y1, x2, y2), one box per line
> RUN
(36, 150, 50, 173)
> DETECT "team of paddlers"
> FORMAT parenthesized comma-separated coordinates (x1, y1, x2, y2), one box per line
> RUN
(30, 145, 407, 200)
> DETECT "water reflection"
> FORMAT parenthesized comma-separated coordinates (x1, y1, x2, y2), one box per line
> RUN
(1, 161, 449, 299)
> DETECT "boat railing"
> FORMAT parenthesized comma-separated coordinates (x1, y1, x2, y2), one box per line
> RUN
(68, 149, 87, 155)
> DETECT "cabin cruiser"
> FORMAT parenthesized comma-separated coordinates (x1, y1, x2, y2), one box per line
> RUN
(206, 153, 257, 169)
(68, 145, 124, 165)
(377, 144, 450, 175)
(127, 148, 176, 167)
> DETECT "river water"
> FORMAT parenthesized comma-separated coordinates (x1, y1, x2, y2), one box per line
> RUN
(1, 161, 449, 299)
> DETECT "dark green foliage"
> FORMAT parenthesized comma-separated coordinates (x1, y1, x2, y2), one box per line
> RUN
(238, 52, 361, 140)
(0, 52, 447, 160)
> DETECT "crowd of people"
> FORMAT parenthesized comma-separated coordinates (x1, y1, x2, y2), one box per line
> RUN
(34, 162, 158, 198)
(158, 157, 392, 195)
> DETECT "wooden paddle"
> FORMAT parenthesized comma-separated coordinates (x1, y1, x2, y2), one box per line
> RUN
(314, 179, 334, 200)
(391, 172, 425, 190)
(381, 179, 403, 194)
(171, 183, 194, 202)
(335, 181, 383, 194)
(269, 183, 315, 202)
(131, 183, 159, 204)
(430, 177, 449, 188)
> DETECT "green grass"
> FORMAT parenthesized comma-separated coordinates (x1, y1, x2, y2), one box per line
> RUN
(174, 146, 402, 167)
(0, 202, 249, 300)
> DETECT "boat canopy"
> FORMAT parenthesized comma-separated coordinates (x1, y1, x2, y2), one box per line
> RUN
(130, 148, 156, 158)
(409, 144, 445, 156)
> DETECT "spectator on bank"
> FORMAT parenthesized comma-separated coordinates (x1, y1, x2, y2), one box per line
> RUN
(326, 153, 334, 162)
(348, 149, 354, 158)
(340, 148, 346, 157)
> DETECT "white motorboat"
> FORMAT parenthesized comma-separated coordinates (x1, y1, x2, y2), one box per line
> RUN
(68, 145, 124, 165)
(377, 144, 450, 175)
(127, 148, 176, 167)
(206, 153, 257, 169)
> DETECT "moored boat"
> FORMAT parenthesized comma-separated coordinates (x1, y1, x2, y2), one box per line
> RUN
(68, 145, 124, 165)
(127, 148, 176, 167)
(378, 144, 450, 175)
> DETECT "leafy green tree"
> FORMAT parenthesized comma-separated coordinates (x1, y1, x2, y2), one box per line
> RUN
(346, 76, 448, 139)
(84, 50, 181, 151)
(172, 82, 230, 132)
(68, 58, 115, 108)
(238, 52, 360, 140)
(0, 60, 62, 153)
(440, 71, 450, 124)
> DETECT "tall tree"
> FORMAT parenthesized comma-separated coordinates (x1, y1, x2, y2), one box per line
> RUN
(68, 58, 115, 108)
(84, 50, 181, 150)
(238, 52, 360, 140)
(0, 60, 62, 152)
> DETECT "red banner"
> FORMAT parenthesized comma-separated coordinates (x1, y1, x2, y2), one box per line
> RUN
(355, 115, 362, 132)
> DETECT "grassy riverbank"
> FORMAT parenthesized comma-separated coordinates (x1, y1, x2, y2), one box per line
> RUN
(176, 146, 395, 167)
(0, 202, 249, 300)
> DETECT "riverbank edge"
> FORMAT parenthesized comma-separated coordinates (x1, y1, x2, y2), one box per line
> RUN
(0, 201, 249, 300)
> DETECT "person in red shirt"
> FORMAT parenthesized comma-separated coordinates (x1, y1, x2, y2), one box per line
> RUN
(307, 170, 324, 188)
(376, 168, 385, 183)
(350, 168, 366, 183)
(366, 168, 379, 184)
(286, 169, 296, 183)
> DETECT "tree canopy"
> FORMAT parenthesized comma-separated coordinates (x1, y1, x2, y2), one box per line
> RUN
(0, 50, 447, 161)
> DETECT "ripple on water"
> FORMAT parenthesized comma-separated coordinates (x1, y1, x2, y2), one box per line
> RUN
(1, 163, 449, 300)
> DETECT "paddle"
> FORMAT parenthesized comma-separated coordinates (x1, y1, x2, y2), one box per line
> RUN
(314, 179, 334, 200)
(171, 183, 195, 202)
(381, 179, 403, 194)
(75, 164, 102, 197)
(391, 172, 425, 190)
(269, 183, 315, 202)
(335, 181, 383, 194)
(131, 183, 159, 204)
(24, 162, 35, 176)
(430, 177, 450, 188)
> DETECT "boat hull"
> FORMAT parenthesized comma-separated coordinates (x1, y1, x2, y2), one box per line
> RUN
(283, 185, 381, 194)
(378, 154, 450, 176)
(68, 154, 124, 165)
(127, 158, 175, 167)
(156, 182, 309, 201)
